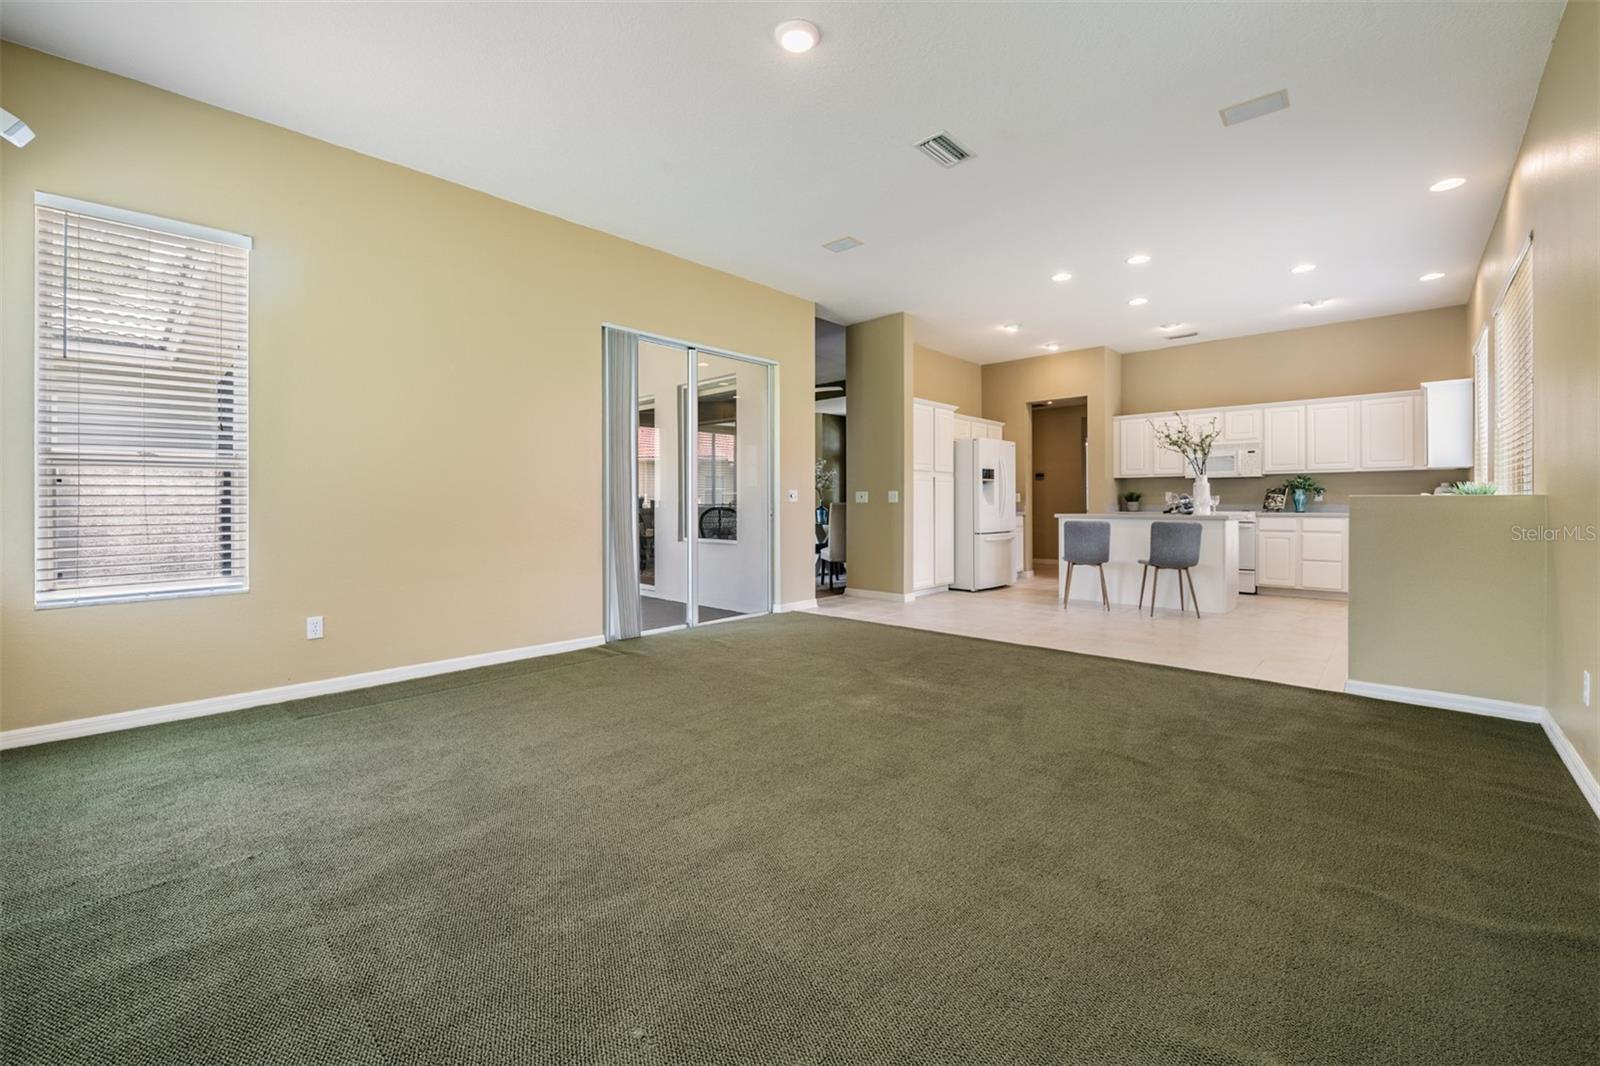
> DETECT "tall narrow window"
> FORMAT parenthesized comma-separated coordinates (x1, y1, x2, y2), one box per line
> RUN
(35, 194, 251, 606)
(1472, 326, 1491, 482)
(1492, 245, 1534, 494)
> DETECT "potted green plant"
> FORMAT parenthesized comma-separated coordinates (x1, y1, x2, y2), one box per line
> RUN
(1150, 414, 1222, 513)
(1448, 481, 1499, 495)
(1281, 474, 1322, 513)
(1121, 490, 1143, 513)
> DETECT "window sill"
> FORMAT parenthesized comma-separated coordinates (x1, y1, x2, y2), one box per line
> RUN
(36, 582, 249, 610)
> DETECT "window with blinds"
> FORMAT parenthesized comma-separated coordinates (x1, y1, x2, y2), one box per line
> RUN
(1492, 246, 1534, 494)
(35, 195, 251, 607)
(1472, 327, 1492, 481)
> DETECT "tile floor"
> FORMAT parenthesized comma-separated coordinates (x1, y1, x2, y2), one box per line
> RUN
(809, 563, 1348, 692)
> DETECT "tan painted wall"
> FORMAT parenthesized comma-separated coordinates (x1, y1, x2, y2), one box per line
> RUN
(981, 346, 1122, 560)
(1466, 1, 1599, 778)
(912, 343, 982, 415)
(0, 45, 815, 731)
(1031, 404, 1087, 558)
(1348, 495, 1549, 705)
(844, 314, 913, 595)
(1121, 306, 1470, 414)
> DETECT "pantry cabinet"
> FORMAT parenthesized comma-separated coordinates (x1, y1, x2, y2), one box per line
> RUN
(912, 399, 999, 591)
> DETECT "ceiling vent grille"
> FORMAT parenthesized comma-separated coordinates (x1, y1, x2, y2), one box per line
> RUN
(1219, 89, 1290, 127)
(914, 132, 972, 168)
(1165, 331, 1199, 341)
(822, 236, 863, 253)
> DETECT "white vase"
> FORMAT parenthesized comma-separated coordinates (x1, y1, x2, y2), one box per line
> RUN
(1192, 474, 1214, 513)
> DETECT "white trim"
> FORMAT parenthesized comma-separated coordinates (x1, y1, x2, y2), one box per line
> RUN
(1343, 680, 1542, 721)
(776, 598, 818, 612)
(36, 191, 252, 248)
(910, 586, 949, 599)
(1541, 708, 1600, 821)
(0, 634, 605, 750)
(843, 587, 917, 603)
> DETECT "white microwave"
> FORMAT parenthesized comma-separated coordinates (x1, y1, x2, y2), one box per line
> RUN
(1207, 443, 1262, 479)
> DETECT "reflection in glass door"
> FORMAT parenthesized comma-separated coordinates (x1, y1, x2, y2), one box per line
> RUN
(604, 329, 774, 640)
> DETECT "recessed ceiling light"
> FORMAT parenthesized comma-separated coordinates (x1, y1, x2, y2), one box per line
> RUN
(1125, 254, 1151, 266)
(1419, 272, 1445, 282)
(1050, 271, 1073, 282)
(1429, 177, 1466, 192)
(774, 19, 820, 53)
(1291, 263, 1317, 274)
(822, 235, 862, 253)
(1043, 342, 1060, 351)
(1128, 297, 1149, 307)
(1158, 323, 1187, 331)
(1000, 323, 1020, 333)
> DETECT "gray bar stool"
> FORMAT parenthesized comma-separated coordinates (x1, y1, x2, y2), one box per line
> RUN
(1061, 520, 1111, 610)
(1138, 521, 1203, 618)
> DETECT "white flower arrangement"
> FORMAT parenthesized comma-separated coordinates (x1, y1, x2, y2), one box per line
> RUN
(1149, 414, 1222, 478)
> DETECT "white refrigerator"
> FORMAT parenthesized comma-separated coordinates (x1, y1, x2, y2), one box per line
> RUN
(952, 437, 1018, 591)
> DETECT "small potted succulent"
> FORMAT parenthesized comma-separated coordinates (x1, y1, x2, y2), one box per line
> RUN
(1281, 474, 1323, 513)
(1121, 490, 1143, 513)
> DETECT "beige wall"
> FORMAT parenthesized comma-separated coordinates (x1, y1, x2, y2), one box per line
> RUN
(1466, 1, 1599, 778)
(1348, 496, 1549, 704)
(844, 314, 913, 595)
(1031, 404, 1087, 558)
(1121, 306, 1470, 414)
(912, 343, 982, 414)
(981, 346, 1123, 561)
(0, 45, 815, 732)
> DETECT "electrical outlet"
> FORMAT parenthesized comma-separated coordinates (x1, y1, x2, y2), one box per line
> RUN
(786, 488, 798, 502)
(1584, 670, 1592, 708)
(306, 616, 324, 640)
(887, 490, 899, 504)
(854, 490, 869, 504)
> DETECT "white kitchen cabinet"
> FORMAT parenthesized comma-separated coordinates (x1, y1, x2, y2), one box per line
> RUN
(1262, 405, 1306, 473)
(1221, 407, 1263, 444)
(1359, 394, 1417, 470)
(933, 407, 956, 474)
(1115, 417, 1152, 478)
(912, 403, 935, 472)
(1298, 518, 1347, 591)
(1421, 379, 1473, 468)
(1256, 526, 1300, 587)
(934, 473, 955, 585)
(1151, 416, 1187, 476)
(912, 470, 935, 589)
(952, 416, 973, 442)
(1306, 400, 1360, 471)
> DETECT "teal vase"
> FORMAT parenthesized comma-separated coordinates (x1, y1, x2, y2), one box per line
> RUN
(1291, 488, 1308, 512)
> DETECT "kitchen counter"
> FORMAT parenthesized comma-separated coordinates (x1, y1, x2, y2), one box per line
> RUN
(1056, 513, 1240, 613)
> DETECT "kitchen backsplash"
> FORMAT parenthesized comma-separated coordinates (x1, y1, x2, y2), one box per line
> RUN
(1118, 468, 1470, 507)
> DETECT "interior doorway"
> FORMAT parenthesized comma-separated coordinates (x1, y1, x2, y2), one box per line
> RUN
(1030, 398, 1089, 564)
(603, 327, 776, 640)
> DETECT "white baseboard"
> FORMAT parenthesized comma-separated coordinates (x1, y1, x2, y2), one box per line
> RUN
(0, 634, 606, 751)
(775, 598, 818, 612)
(843, 587, 916, 603)
(1540, 708, 1600, 821)
(1342, 680, 1542, 722)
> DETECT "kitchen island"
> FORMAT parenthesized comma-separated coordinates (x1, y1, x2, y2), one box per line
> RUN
(1057, 513, 1240, 614)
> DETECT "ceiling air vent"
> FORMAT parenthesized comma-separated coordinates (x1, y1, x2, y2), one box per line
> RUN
(914, 131, 972, 168)
(1165, 331, 1199, 341)
(822, 236, 863, 253)
(1219, 89, 1290, 127)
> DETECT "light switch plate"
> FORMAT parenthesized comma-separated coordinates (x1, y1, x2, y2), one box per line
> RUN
(887, 490, 899, 504)
(786, 489, 798, 502)
(854, 490, 869, 504)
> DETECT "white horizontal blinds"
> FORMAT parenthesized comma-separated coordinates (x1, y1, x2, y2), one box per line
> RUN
(1492, 248, 1534, 494)
(1472, 327, 1492, 481)
(36, 203, 250, 604)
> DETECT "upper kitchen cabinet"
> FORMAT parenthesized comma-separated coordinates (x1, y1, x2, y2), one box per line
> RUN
(1421, 379, 1473, 468)
(1305, 399, 1360, 471)
(913, 402, 935, 472)
(1151, 415, 1187, 476)
(1262, 405, 1307, 473)
(933, 406, 956, 474)
(1221, 407, 1263, 444)
(1359, 393, 1419, 470)
(1115, 416, 1153, 478)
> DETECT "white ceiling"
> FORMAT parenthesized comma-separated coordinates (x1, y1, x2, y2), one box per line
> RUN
(2, 1, 1563, 363)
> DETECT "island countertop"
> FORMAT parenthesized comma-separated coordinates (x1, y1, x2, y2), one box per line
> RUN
(1056, 512, 1242, 521)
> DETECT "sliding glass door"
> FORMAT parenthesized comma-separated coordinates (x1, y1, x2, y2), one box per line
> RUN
(603, 328, 773, 640)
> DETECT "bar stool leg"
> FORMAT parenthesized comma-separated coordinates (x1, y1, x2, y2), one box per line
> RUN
(1138, 564, 1149, 612)
(1185, 568, 1201, 618)
(1149, 568, 1158, 616)
(1097, 565, 1110, 611)
(1064, 561, 1074, 607)
(1179, 570, 1185, 613)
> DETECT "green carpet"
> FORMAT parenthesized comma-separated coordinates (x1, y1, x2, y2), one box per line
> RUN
(3, 613, 1597, 1065)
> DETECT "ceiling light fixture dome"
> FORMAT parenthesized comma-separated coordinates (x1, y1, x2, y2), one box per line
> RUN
(1419, 272, 1445, 281)
(1126, 254, 1151, 265)
(1291, 263, 1316, 274)
(774, 19, 820, 53)
(1128, 297, 1148, 307)
(1159, 323, 1186, 331)
(1429, 177, 1466, 192)
(999, 323, 1020, 333)
(1043, 342, 1060, 351)
(1051, 271, 1073, 282)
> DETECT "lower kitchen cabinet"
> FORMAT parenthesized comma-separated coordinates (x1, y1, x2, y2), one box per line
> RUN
(1256, 515, 1347, 592)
